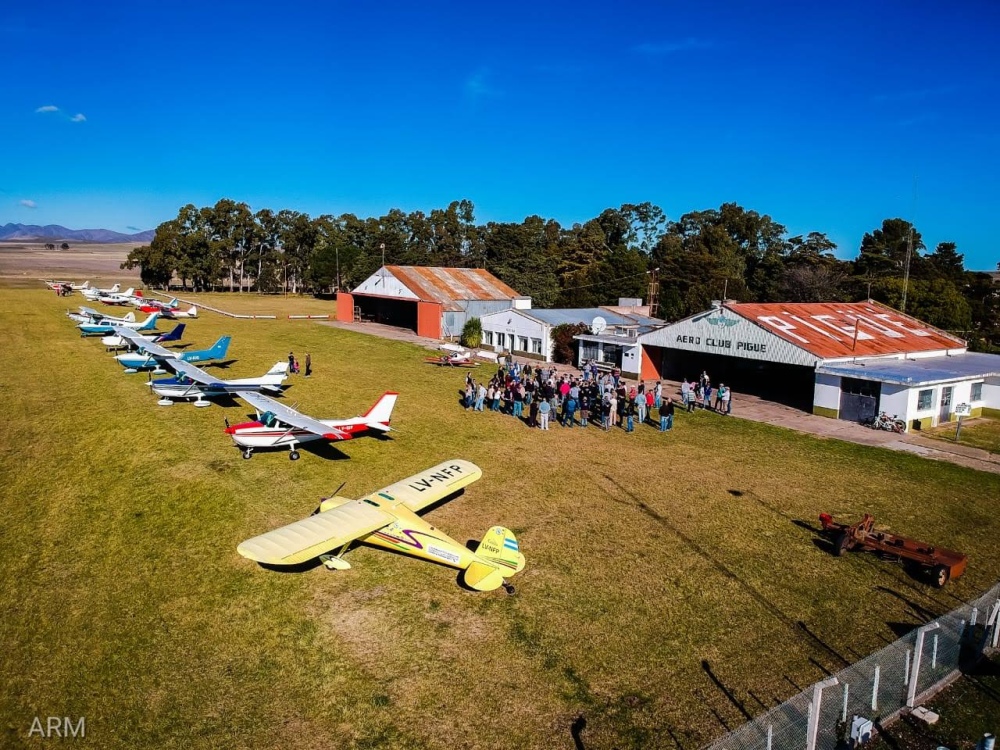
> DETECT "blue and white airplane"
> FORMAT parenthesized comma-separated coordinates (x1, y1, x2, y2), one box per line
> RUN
(148, 358, 289, 407)
(101, 322, 186, 350)
(113, 329, 232, 371)
(78, 311, 159, 337)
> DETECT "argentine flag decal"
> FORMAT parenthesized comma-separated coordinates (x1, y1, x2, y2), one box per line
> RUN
(504, 538, 519, 552)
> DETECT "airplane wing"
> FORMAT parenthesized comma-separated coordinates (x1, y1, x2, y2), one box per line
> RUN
(239, 391, 350, 440)
(161, 358, 224, 386)
(80, 305, 101, 317)
(113, 327, 173, 358)
(237, 500, 393, 565)
(371, 459, 483, 513)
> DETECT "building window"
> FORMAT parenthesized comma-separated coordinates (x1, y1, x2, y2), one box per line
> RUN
(496, 332, 506, 348)
(841, 377, 879, 398)
(518, 336, 529, 351)
(917, 389, 933, 410)
(483, 330, 493, 346)
(531, 338, 543, 354)
(971, 382, 983, 401)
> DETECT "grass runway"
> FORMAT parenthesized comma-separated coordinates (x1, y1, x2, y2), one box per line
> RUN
(2, 287, 999, 749)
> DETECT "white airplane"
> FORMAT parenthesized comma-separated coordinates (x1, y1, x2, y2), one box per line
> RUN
(81, 283, 121, 300)
(226, 390, 398, 460)
(67, 306, 136, 325)
(98, 287, 138, 306)
(78, 311, 158, 336)
(148, 358, 289, 407)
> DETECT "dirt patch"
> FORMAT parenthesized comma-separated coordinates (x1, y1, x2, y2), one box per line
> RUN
(0, 242, 142, 284)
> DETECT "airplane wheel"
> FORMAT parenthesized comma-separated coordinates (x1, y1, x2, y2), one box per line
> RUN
(289, 450, 300, 461)
(502, 582, 516, 595)
(242, 450, 252, 460)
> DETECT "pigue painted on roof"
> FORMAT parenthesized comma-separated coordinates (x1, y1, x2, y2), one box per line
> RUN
(729, 301, 966, 360)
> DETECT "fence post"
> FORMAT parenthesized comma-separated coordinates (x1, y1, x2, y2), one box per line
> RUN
(871, 665, 880, 711)
(806, 677, 839, 750)
(907, 622, 941, 707)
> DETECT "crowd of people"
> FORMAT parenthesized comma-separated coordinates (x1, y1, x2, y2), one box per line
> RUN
(458, 359, 735, 433)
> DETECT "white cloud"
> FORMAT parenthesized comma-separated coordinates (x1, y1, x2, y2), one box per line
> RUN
(20, 199, 37, 208)
(70, 113, 86, 122)
(35, 105, 59, 113)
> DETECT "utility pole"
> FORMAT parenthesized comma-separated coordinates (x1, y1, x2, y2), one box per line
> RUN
(901, 226, 913, 313)
(647, 268, 660, 316)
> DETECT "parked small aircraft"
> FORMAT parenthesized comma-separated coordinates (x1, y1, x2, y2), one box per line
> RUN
(102, 322, 186, 350)
(45, 279, 89, 291)
(125, 294, 200, 318)
(226, 390, 398, 460)
(81, 283, 120, 300)
(237, 460, 525, 592)
(97, 287, 137, 306)
(148, 358, 288, 406)
(78, 311, 159, 337)
(67, 306, 136, 325)
(425, 351, 478, 367)
(112, 329, 231, 371)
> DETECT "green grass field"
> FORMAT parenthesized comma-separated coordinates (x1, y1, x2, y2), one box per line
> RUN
(926, 418, 1000, 455)
(3, 287, 1000, 749)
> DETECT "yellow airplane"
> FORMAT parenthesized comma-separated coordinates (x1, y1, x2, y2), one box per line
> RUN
(237, 459, 525, 592)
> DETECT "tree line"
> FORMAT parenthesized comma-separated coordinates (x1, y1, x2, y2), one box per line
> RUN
(123, 199, 1000, 350)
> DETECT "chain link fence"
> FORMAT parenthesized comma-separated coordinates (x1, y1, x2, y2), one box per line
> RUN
(703, 582, 1000, 750)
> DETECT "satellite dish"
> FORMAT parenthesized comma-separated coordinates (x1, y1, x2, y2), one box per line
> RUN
(591, 316, 607, 334)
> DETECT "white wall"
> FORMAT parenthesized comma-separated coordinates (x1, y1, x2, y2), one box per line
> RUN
(984, 376, 1000, 409)
(880, 384, 911, 423)
(813, 373, 841, 412)
(479, 310, 550, 360)
(352, 269, 418, 299)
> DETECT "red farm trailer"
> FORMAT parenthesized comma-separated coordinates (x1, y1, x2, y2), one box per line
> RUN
(819, 513, 967, 587)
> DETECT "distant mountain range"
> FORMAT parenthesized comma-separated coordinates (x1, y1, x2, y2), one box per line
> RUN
(0, 223, 155, 243)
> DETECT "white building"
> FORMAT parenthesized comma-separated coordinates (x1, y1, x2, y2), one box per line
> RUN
(478, 305, 660, 364)
(636, 300, 1000, 430)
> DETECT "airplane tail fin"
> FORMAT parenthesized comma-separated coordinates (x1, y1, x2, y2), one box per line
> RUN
(109, 284, 120, 293)
(168, 297, 178, 307)
(207, 335, 231, 359)
(187, 305, 198, 317)
(139, 312, 159, 329)
(159, 323, 185, 342)
(135, 290, 143, 298)
(123, 287, 134, 297)
(123, 311, 136, 323)
(362, 392, 398, 429)
(463, 527, 525, 591)
(266, 362, 290, 377)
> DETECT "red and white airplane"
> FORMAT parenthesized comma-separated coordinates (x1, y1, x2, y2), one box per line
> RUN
(135, 296, 198, 318)
(424, 351, 479, 367)
(226, 391, 398, 460)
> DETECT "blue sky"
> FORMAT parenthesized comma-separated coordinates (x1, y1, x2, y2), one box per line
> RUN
(2, 1, 998, 269)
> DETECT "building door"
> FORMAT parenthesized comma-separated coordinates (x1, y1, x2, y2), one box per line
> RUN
(838, 377, 880, 423)
(939, 386, 953, 423)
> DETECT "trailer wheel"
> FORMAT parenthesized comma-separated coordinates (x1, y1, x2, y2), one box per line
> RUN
(932, 565, 950, 588)
(834, 531, 850, 557)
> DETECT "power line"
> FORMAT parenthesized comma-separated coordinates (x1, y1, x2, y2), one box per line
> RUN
(559, 269, 653, 293)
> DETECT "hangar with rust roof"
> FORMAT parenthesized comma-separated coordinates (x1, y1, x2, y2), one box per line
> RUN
(336, 265, 525, 340)
(637, 300, 1000, 430)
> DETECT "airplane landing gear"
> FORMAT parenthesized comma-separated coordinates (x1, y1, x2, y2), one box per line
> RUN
(289, 450, 300, 461)
(242, 448, 253, 460)
(502, 582, 516, 596)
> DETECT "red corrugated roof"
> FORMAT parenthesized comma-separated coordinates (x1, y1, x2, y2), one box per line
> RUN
(728, 301, 966, 359)
(385, 266, 520, 311)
